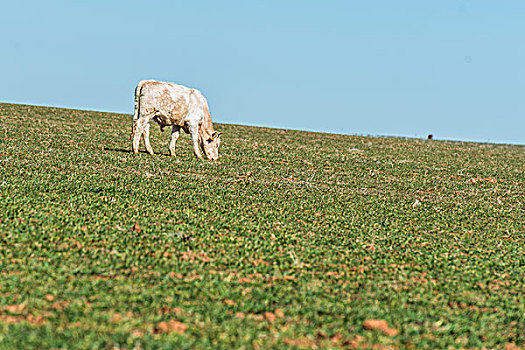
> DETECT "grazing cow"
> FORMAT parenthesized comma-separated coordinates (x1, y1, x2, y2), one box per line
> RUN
(131, 80, 222, 160)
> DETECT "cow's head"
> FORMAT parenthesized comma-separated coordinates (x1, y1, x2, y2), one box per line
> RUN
(201, 131, 222, 160)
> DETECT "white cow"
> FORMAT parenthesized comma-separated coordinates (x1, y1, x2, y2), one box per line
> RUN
(131, 80, 222, 160)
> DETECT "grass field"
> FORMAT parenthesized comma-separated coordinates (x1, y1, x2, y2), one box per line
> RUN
(0, 102, 524, 349)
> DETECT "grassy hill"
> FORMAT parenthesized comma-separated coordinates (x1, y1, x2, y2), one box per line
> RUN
(0, 102, 524, 349)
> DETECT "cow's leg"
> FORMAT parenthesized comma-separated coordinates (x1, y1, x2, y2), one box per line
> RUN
(169, 126, 181, 157)
(143, 123, 155, 155)
(189, 124, 203, 159)
(132, 117, 150, 154)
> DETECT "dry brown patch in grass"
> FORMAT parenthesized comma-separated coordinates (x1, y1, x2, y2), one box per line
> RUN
(0, 315, 25, 323)
(238, 277, 254, 283)
(223, 299, 235, 306)
(3, 304, 25, 313)
(283, 338, 317, 348)
(158, 306, 183, 315)
(0, 314, 47, 325)
(154, 320, 187, 335)
(180, 251, 211, 263)
(363, 319, 399, 336)
(264, 312, 276, 323)
(167, 272, 183, 279)
(51, 300, 70, 310)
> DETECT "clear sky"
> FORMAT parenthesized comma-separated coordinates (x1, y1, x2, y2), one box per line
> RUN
(2, 1, 524, 144)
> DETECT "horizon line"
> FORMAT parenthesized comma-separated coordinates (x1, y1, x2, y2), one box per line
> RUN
(2, 100, 523, 147)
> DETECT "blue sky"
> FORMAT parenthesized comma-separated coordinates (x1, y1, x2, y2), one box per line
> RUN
(1, 1, 524, 144)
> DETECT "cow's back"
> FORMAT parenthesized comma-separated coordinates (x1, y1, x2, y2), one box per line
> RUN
(137, 80, 193, 123)
(138, 81, 190, 107)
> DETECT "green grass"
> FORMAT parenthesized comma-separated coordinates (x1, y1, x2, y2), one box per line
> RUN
(0, 102, 524, 349)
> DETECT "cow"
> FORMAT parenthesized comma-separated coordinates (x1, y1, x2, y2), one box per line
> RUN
(131, 80, 222, 160)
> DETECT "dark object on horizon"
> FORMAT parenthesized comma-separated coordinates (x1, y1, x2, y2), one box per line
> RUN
(427, 134, 433, 140)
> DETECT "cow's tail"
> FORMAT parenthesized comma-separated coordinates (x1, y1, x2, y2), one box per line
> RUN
(131, 81, 145, 140)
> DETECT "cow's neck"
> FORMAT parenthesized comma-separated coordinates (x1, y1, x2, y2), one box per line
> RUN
(199, 111, 214, 140)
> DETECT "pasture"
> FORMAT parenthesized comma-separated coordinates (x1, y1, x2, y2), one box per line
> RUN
(0, 103, 524, 349)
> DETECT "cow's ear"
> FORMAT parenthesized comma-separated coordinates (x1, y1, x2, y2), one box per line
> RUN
(212, 131, 223, 139)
